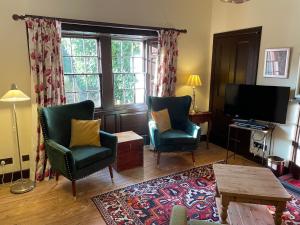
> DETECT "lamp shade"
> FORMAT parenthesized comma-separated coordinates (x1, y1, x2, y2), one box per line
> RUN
(187, 74, 202, 87)
(0, 84, 30, 102)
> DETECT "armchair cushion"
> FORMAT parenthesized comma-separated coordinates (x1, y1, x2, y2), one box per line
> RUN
(69, 119, 101, 147)
(159, 130, 197, 145)
(71, 146, 113, 169)
(151, 108, 172, 133)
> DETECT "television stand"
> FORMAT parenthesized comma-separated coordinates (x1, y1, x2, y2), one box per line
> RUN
(226, 122, 275, 165)
(232, 119, 270, 130)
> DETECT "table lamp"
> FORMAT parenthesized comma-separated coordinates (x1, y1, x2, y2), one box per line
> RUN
(0, 84, 35, 194)
(187, 74, 202, 114)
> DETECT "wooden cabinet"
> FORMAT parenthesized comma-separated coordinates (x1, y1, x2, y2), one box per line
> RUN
(113, 131, 144, 172)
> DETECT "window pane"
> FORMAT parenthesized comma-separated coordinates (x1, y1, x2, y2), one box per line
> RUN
(88, 92, 101, 107)
(133, 57, 143, 73)
(112, 57, 121, 73)
(112, 41, 121, 58)
(135, 89, 144, 103)
(135, 74, 145, 89)
(71, 38, 84, 56)
(112, 39, 145, 105)
(124, 74, 135, 89)
(122, 41, 132, 57)
(66, 93, 75, 104)
(62, 37, 102, 107)
(62, 38, 71, 56)
(84, 39, 97, 56)
(77, 92, 88, 102)
(133, 42, 142, 57)
(63, 56, 73, 74)
(122, 57, 131, 73)
(64, 75, 74, 92)
(86, 57, 98, 73)
(73, 57, 85, 73)
(124, 89, 134, 104)
(74, 75, 87, 92)
(114, 74, 124, 105)
(86, 75, 100, 91)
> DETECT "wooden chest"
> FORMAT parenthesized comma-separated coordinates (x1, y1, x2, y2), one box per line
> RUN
(113, 131, 144, 172)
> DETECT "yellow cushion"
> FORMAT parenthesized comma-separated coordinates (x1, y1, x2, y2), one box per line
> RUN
(69, 119, 101, 148)
(151, 108, 172, 133)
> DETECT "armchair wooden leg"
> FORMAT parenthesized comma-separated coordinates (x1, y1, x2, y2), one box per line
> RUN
(157, 151, 161, 167)
(191, 151, 196, 166)
(72, 180, 76, 199)
(108, 165, 114, 182)
(55, 171, 60, 182)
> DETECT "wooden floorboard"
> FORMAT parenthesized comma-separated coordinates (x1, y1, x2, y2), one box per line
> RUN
(0, 143, 258, 225)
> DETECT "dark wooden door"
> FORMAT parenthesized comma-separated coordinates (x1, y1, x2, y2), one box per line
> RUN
(209, 27, 262, 151)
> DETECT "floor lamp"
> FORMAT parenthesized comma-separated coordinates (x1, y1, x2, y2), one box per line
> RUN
(0, 84, 35, 194)
(187, 74, 202, 114)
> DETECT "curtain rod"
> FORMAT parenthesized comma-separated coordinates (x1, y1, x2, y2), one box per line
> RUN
(12, 14, 187, 33)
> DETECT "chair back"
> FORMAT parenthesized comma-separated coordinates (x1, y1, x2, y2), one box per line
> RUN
(147, 96, 191, 130)
(40, 100, 94, 147)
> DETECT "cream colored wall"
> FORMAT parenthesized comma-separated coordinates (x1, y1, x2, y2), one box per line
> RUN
(210, 0, 300, 162)
(0, 0, 213, 175)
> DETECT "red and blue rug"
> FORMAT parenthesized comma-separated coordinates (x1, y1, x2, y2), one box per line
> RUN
(92, 163, 300, 225)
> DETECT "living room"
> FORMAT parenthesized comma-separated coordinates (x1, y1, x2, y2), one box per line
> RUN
(0, 0, 300, 224)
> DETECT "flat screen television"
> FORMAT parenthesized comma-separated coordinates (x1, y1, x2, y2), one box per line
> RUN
(224, 84, 290, 124)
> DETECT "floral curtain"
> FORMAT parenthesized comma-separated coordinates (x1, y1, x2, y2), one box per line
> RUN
(26, 18, 66, 181)
(153, 30, 180, 97)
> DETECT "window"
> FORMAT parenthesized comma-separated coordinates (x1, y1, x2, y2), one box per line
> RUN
(61, 37, 102, 107)
(112, 40, 146, 105)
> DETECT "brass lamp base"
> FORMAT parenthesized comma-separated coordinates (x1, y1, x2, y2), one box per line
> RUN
(10, 179, 35, 194)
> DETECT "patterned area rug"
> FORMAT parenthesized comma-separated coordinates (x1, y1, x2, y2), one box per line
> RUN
(92, 163, 300, 225)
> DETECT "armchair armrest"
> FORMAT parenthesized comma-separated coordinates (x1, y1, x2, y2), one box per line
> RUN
(148, 120, 160, 148)
(100, 131, 117, 158)
(185, 120, 201, 140)
(46, 139, 75, 180)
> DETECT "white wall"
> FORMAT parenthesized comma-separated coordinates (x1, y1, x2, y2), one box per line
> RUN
(0, 0, 213, 175)
(210, 0, 300, 162)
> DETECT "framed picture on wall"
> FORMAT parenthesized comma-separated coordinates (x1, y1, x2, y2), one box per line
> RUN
(263, 48, 290, 78)
(295, 56, 300, 98)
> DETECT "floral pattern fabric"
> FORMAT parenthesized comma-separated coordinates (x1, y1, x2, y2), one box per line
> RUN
(153, 30, 180, 97)
(26, 18, 66, 181)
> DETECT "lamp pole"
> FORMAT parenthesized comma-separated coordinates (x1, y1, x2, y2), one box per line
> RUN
(192, 86, 196, 113)
(13, 103, 24, 181)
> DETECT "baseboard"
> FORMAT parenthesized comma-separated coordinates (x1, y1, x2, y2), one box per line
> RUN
(0, 169, 30, 184)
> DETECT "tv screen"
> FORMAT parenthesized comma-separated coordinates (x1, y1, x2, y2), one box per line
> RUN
(224, 84, 290, 124)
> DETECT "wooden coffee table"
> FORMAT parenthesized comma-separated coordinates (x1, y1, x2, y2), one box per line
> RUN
(213, 164, 291, 225)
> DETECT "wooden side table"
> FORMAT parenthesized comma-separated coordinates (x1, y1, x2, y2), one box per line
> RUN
(189, 111, 212, 149)
(113, 131, 144, 172)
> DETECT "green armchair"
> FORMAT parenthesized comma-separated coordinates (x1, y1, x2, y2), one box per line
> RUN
(39, 100, 117, 197)
(147, 96, 201, 166)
